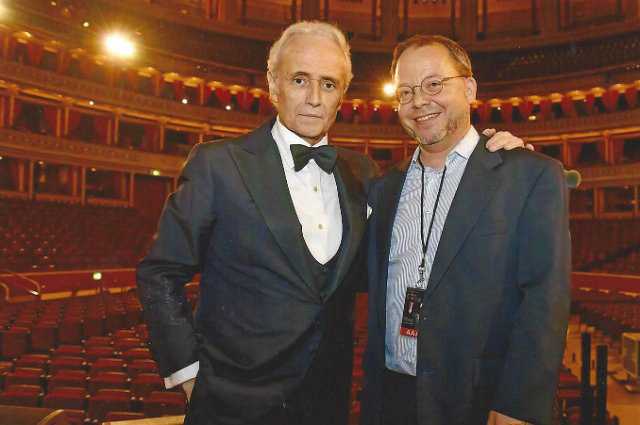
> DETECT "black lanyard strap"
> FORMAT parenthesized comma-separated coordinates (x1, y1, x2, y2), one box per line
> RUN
(418, 158, 447, 284)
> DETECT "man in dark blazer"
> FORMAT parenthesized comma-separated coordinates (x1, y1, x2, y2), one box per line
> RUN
(137, 22, 526, 425)
(361, 36, 571, 425)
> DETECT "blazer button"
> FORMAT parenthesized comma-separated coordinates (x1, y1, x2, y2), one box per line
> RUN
(320, 265, 328, 273)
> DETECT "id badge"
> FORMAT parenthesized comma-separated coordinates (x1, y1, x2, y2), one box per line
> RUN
(399, 287, 425, 338)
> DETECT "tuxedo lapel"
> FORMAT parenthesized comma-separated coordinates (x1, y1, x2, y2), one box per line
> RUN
(325, 155, 367, 297)
(229, 120, 319, 298)
(424, 137, 503, 299)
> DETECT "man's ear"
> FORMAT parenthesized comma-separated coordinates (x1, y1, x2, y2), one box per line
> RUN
(465, 76, 478, 103)
(267, 71, 279, 105)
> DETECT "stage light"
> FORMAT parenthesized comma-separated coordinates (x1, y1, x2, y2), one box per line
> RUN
(0, 156, 3, 160)
(528, 115, 537, 121)
(151, 169, 161, 176)
(181, 98, 188, 104)
(383, 82, 396, 97)
(82, 21, 90, 28)
(225, 104, 232, 111)
(92, 272, 102, 281)
(103, 32, 136, 59)
(88, 100, 95, 105)
(38, 160, 44, 165)
(90, 167, 96, 172)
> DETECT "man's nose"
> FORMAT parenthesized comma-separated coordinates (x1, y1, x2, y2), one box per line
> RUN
(306, 80, 322, 106)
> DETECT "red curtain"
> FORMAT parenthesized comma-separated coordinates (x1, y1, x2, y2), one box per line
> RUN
(258, 95, 274, 115)
(359, 104, 373, 123)
(12, 99, 23, 126)
(8, 159, 20, 190)
(378, 105, 394, 124)
(215, 88, 232, 106)
(478, 102, 491, 124)
(596, 141, 605, 161)
(67, 110, 82, 135)
(519, 100, 533, 118)
(7, 38, 16, 61)
(127, 69, 139, 91)
(500, 102, 513, 123)
(561, 96, 575, 118)
(625, 86, 637, 108)
(584, 94, 595, 115)
(540, 100, 552, 120)
(340, 102, 354, 122)
(43, 106, 58, 134)
(26, 42, 44, 66)
(79, 57, 94, 78)
(204, 86, 214, 104)
(612, 138, 625, 162)
(237, 91, 254, 112)
(94, 116, 110, 144)
(173, 80, 185, 101)
(58, 51, 70, 74)
(602, 90, 618, 112)
(569, 144, 581, 166)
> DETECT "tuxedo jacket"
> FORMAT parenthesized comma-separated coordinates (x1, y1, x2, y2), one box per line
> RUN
(136, 119, 376, 424)
(361, 137, 571, 425)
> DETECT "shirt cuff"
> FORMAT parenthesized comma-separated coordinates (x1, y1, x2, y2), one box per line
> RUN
(163, 361, 199, 389)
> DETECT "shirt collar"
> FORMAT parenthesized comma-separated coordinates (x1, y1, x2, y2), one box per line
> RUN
(409, 126, 479, 169)
(271, 116, 329, 170)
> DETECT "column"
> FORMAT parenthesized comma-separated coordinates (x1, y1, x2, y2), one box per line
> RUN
(301, 0, 321, 20)
(72, 167, 79, 197)
(63, 99, 72, 136)
(459, 0, 479, 44)
(129, 172, 135, 207)
(18, 160, 26, 193)
(159, 119, 166, 152)
(80, 167, 87, 205)
(28, 160, 34, 199)
(381, 0, 400, 43)
(217, 0, 239, 24)
(112, 110, 121, 146)
(539, 0, 560, 35)
(7, 85, 18, 127)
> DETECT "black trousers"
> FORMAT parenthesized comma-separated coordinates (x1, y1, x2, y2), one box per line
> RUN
(381, 368, 417, 425)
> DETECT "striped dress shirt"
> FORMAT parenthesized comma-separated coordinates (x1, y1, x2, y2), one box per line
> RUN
(385, 126, 479, 376)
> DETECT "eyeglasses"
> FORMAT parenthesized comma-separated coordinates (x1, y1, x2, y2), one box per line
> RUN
(395, 75, 468, 104)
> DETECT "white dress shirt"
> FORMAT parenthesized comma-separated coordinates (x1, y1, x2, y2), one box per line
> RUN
(164, 117, 343, 389)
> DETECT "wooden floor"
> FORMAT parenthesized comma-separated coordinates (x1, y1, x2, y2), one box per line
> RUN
(563, 316, 640, 425)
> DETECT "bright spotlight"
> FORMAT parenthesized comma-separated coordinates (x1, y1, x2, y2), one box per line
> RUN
(225, 104, 232, 111)
(181, 98, 188, 104)
(83, 21, 90, 28)
(151, 169, 161, 176)
(383, 82, 396, 97)
(104, 32, 136, 59)
(92, 272, 102, 281)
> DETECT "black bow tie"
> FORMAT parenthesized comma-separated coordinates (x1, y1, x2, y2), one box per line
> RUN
(290, 144, 338, 174)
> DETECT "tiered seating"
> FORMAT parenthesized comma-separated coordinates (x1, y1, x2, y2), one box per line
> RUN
(572, 288, 640, 338)
(0, 290, 186, 424)
(571, 219, 640, 273)
(0, 198, 155, 271)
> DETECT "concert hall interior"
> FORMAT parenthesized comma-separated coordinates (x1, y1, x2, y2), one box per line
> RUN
(0, 1, 640, 424)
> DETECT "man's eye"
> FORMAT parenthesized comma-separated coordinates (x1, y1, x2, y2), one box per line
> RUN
(293, 77, 307, 86)
(427, 81, 441, 89)
(322, 81, 336, 90)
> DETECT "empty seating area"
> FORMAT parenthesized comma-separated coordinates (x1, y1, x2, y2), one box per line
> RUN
(571, 219, 640, 274)
(0, 198, 154, 272)
(0, 290, 187, 423)
(572, 288, 640, 338)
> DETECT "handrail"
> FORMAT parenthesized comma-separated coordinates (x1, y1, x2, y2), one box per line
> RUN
(0, 281, 9, 302)
(0, 269, 41, 298)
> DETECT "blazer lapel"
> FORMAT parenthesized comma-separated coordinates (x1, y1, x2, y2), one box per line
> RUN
(325, 155, 367, 297)
(424, 136, 503, 299)
(376, 160, 411, 327)
(228, 120, 318, 298)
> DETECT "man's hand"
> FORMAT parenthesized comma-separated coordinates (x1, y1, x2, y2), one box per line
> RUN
(487, 410, 528, 425)
(482, 128, 534, 151)
(182, 378, 196, 402)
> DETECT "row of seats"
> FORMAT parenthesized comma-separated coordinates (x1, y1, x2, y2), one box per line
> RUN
(572, 288, 640, 338)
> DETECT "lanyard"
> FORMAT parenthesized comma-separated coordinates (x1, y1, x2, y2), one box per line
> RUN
(417, 157, 447, 287)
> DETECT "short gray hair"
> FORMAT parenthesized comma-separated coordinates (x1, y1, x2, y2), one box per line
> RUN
(267, 21, 353, 91)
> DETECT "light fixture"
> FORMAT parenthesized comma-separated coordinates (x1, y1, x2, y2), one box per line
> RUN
(92, 272, 102, 281)
(82, 21, 90, 28)
(383, 82, 396, 97)
(103, 32, 136, 59)
(151, 169, 161, 176)
(528, 115, 537, 121)
(181, 98, 188, 104)
(0, 156, 3, 160)
(38, 160, 44, 165)
(225, 104, 232, 111)
(88, 100, 95, 106)
(90, 167, 97, 172)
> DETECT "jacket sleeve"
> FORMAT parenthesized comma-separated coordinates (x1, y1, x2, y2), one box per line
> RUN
(492, 160, 572, 425)
(136, 143, 216, 377)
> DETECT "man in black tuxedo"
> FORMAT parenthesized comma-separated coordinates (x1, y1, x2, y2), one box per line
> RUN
(361, 35, 571, 425)
(137, 22, 526, 425)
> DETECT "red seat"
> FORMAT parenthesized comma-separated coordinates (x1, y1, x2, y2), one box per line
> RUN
(59, 409, 86, 425)
(53, 344, 84, 358)
(85, 345, 116, 362)
(83, 315, 105, 338)
(48, 369, 88, 390)
(59, 318, 83, 345)
(88, 371, 130, 394)
(0, 384, 43, 406)
(89, 357, 126, 376)
(104, 411, 146, 421)
(0, 327, 30, 359)
(84, 336, 112, 347)
(113, 329, 137, 340)
(30, 322, 58, 352)
(131, 373, 164, 398)
(123, 347, 152, 362)
(49, 356, 87, 374)
(43, 386, 88, 410)
(127, 359, 158, 377)
(88, 388, 133, 423)
(113, 337, 143, 352)
(143, 390, 186, 417)
(4, 367, 45, 387)
(14, 353, 50, 370)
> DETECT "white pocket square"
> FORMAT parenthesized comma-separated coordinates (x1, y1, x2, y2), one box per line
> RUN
(366, 204, 372, 219)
